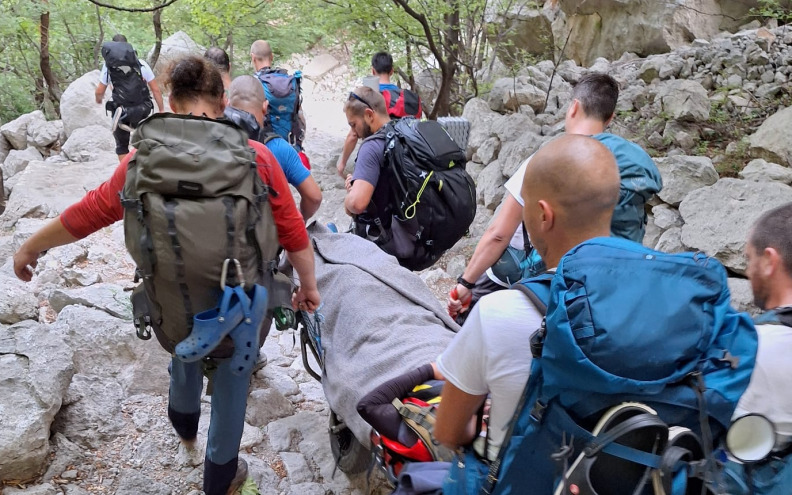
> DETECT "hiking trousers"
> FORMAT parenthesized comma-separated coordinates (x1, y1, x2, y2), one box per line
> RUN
(168, 357, 252, 494)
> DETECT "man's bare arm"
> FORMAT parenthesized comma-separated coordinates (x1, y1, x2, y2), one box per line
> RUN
(435, 381, 487, 449)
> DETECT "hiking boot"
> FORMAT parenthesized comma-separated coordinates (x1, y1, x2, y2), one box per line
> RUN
(226, 458, 248, 495)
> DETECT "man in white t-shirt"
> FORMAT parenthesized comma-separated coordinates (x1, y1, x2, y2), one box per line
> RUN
(448, 73, 660, 324)
(434, 134, 621, 460)
(735, 203, 792, 450)
(95, 34, 164, 161)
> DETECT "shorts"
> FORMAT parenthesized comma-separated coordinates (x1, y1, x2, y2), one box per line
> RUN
(112, 100, 153, 155)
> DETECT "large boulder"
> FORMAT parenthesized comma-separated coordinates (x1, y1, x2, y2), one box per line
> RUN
(60, 71, 111, 138)
(556, 0, 757, 66)
(0, 321, 74, 481)
(3, 147, 43, 181)
(498, 131, 545, 178)
(148, 31, 203, 74)
(27, 119, 63, 151)
(487, 77, 547, 114)
(463, 97, 500, 158)
(1, 157, 118, 228)
(0, 273, 39, 324)
(728, 277, 760, 315)
(1, 111, 46, 150)
(486, 2, 556, 64)
(749, 106, 792, 167)
(654, 155, 719, 207)
(61, 125, 115, 162)
(739, 158, 792, 184)
(477, 160, 506, 210)
(679, 179, 792, 274)
(655, 79, 710, 122)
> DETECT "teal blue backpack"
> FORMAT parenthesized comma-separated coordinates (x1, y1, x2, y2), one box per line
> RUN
(444, 237, 758, 495)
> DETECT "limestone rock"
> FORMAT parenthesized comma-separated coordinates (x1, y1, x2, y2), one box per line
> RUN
(61, 125, 115, 162)
(0, 273, 39, 324)
(2, 157, 117, 228)
(60, 71, 111, 138)
(4, 484, 58, 495)
(487, 3, 555, 64)
(475, 137, 501, 165)
(245, 388, 295, 427)
(654, 227, 685, 253)
(643, 213, 662, 250)
(1, 111, 46, 150)
(0, 321, 74, 481)
(53, 373, 125, 449)
(463, 97, 499, 157)
(148, 31, 204, 74)
(490, 112, 542, 144)
(499, 131, 544, 178)
(0, 133, 11, 166)
(680, 179, 792, 274)
(279, 452, 314, 483)
(656, 79, 710, 122)
(749, 106, 792, 166)
(115, 468, 172, 495)
(654, 155, 719, 207)
(652, 204, 683, 230)
(3, 147, 43, 180)
(739, 158, 792, 184)
(488, 77, 546, 114)
(728, 277, 760, 315)
(27, 119, 63, 151)
(477, 161, 506, 210)
(49, 283, 132, 320)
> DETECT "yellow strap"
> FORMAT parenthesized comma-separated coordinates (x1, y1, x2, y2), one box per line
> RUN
(404, 170, 434, 220)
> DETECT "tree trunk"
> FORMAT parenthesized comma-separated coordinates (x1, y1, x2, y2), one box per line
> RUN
(94, 5, 104, 68)
(39, 3, 62, 110)
(150, 2, 163, 69)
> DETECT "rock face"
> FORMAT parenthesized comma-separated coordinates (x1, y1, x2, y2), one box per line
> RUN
(0, 321, 74, 481)
(1, 157, 118, 228)
(60, 71, 111, 138)
(556, 0, 757, 66)
(61, 125, 116, 162)
(487, 2, 556, 64)
(27, 119, 63, 151)
(148, 31, 203, 74)
(3, 147, 43, 181)
(679, 179, 792, 274)
(1, 111, 46, 150)
(749, 106, 792, 166)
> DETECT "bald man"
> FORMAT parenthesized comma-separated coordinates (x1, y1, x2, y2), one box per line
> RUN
(226, 75, 321, 219)
(434, 135, 620, 460)
(250, 40, 274, 71)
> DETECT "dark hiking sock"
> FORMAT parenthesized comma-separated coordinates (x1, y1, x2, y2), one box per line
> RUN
(167, 406, 200, 441)
(204, 456, 239, 495)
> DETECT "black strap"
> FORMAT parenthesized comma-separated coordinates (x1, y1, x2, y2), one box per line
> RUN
(584, 413, 667, 457)
(512, 283, 547, 315)
(164, 199, 194, 330)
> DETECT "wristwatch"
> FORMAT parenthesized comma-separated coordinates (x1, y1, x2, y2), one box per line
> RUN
(456, 275, 475, 290)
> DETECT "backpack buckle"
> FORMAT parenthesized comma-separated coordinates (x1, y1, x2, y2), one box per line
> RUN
(530, 319, 546, 358)
(530, 400, 547, 422)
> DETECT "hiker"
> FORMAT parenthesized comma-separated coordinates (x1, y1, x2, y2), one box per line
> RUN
(435, 134, 620, 461)
(724, 203, 792, 493)
(225, 75, 322, 220)
(336, 51, 422, 177)
(447, 72, 662, 323)
(95, 34, 164, 161)
(250, 40, 306, 151)
(343, 86, 475, 270)
(14, 55, 320, 495)
(204, 46, 232, 97)
(437, 135, 756, 495)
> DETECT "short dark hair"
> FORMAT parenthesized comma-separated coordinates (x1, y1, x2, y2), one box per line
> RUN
(344, 86, 387, 117)
(371, 52, 393, 75)
(750, 202, 792, 276)
(112, 34, 127, 42)
(572, 73, 619, 123)
(204, 47, 230, 73)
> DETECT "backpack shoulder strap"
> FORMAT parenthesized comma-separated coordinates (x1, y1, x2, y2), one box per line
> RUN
(260, 132, 280, 145)
(512, 272, 553, 315)
(755, 307, 792, 327)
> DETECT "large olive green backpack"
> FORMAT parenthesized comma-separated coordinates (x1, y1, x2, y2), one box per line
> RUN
(121, 113, 288, 357)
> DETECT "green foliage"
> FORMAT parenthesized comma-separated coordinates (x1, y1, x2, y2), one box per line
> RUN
(752, 0, 792, 24)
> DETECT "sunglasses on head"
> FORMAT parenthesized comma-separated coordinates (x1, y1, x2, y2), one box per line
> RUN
(348, 92, 373, 110)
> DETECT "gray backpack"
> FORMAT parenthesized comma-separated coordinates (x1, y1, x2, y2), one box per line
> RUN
(122, 113, 288, 357)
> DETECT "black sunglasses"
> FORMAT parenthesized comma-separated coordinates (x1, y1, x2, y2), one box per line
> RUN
(348, 92, 373, 110)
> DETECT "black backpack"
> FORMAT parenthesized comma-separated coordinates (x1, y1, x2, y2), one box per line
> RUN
(101, 41, 151, 107)
(375, 117, 476, 271)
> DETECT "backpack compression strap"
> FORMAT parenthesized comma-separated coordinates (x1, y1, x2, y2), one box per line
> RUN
(754, 306, 792, 327)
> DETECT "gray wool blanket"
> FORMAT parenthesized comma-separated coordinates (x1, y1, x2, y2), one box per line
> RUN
(306, 227, 459, 447)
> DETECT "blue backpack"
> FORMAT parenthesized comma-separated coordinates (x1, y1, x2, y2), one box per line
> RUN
(256, 68, 304, 150)
(722, 308, 792, 495)
(444, 237, 758, 495)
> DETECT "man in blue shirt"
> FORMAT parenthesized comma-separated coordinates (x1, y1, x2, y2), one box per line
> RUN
(226, 75, 322, 220)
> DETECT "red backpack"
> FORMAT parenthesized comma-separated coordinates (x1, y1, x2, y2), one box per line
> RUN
(381, 88, 422, 119)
